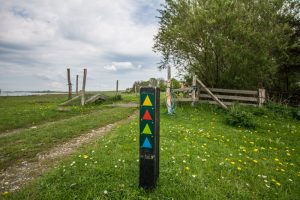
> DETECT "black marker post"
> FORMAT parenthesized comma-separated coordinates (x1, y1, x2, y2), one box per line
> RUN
(139, 87, 160, 189)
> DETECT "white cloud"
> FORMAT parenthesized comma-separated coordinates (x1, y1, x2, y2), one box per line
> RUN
(0, 0, 165, 91)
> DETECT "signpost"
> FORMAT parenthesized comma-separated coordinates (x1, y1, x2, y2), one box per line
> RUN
(139, 87, 160, 189)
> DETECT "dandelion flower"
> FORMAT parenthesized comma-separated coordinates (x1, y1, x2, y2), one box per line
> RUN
(2, 191, 9, 196)
(253, 160, 258, 163)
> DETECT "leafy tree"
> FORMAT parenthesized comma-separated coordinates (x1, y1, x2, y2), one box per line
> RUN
(154, 0, 297, 90)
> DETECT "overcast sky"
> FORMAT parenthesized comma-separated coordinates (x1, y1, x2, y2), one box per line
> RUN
(0, 0, 167, 91)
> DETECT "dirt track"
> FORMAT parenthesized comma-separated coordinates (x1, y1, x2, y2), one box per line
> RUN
(0, 111, 137, 193)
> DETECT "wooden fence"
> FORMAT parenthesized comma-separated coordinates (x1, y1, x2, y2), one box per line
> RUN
(174, 78, 266, 107)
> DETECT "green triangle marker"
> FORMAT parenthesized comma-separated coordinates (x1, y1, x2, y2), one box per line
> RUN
(142, 124, 152, 134)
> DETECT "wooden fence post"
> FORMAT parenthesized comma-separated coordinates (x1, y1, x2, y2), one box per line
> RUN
(258, 88, 266, 106)
(76, 75, 79, 96)
(81, 68, 87, 106)
(116, 80, 119, 95)
(67, 68, 72, 100)
(192, 74, 197, 106)
(166, 65, 173, 114)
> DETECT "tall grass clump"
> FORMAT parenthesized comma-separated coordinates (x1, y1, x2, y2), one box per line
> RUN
(225, 104, 256, 128)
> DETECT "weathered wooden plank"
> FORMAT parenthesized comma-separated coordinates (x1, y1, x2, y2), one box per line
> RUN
(192, 75, 197, 106)
(176, 98, 194, 102)
(200, 94, 258, 102)
(60, 95, 81, 106)
(81, 68, 87, 106)
(199, 100, 257, 106)
(197, 79, 228, 110)
(67, 68, 72, 100)
(85, 94, 107, 104)
(173, 88, 191, 92)
(200, 88, 258, 95)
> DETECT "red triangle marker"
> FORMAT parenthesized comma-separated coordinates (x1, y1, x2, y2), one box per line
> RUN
(143, 110, 152, 120)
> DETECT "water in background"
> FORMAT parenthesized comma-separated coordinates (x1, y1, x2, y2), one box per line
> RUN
(0, 91, 66, 96)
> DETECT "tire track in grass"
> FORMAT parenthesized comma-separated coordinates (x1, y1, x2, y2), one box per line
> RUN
(0, 111, 138, 193)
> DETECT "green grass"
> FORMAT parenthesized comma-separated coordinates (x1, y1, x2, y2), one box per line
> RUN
(0, 93, 139, 133)
(0, 107, 136, 171)
(0, 94, 103, 132)
(6, 104, 299, 199)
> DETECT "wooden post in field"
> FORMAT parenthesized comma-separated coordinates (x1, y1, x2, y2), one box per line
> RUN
(135, 85, 137, 96)
(258, 88, 266, 107)
(166, 65, 173, 114)
(116, 80, 119, 95)
(192, 74, 197, 106)
(81, 68, 87, 106)
(67, 68, 72, 100)
(76, 75, 79, 96)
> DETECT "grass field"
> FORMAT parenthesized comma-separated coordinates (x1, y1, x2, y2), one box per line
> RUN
(0, 93, 138, 133)
(5, 103, 299, 199)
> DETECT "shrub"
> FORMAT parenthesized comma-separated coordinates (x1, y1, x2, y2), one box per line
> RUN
(225, 104, 256, 128)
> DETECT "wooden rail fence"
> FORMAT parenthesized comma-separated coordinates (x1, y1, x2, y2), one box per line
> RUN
(174, 76, 266, 107)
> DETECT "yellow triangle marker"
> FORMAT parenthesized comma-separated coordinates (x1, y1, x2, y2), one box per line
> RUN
(143, 95, 152, 106)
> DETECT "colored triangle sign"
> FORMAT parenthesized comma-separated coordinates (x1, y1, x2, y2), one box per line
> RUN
(143, 110, 152, 120)
(141, 137, 152, 149)
(142, 124, 152, 134)
(143, 95, 152, 106)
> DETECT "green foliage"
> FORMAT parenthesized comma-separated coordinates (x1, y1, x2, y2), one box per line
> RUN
(225, 104, 256, 128)
(0, 106, 135, 171)
(154, 0, 299, 90)
(171, 78, 181, 89)
(10, 104, 300, 199)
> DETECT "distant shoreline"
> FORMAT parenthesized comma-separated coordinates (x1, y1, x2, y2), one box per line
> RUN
(0, 91, 67, 97)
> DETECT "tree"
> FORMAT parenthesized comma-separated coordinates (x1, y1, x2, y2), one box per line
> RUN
(154, 0, 296, 90)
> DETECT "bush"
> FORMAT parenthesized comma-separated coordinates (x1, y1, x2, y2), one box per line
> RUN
(225, 104, 256, 128)
(292, 110, 300, 120)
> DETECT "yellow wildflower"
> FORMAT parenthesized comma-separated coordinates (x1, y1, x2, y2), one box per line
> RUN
(185, 166, 190, 170)
(2, 191, 9, 196)
(274, 158, 279, 162)
(275, 182, 281, 186)
(231, 162, 235, 165)
(253, 160, 258, 164)
(253, 149, 259, 152)
(237, 167, 242, 171)
(83, 155, 89, 159)
(249, 142, 254, 145)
